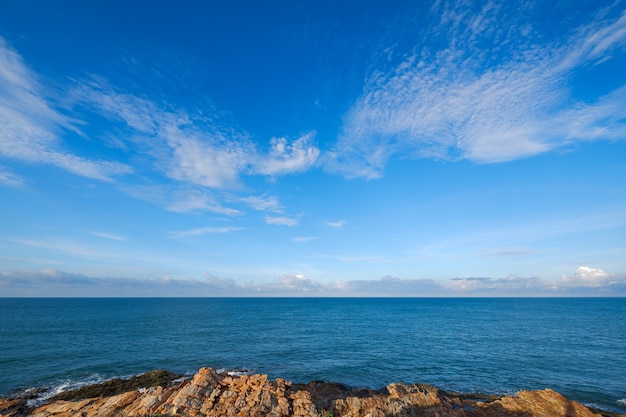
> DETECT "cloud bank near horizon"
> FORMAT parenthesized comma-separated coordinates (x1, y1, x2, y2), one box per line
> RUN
(2, 266, 624, 297)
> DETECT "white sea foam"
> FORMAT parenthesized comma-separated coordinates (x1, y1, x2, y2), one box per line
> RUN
(173, 376, 190, 384)
(26, 374, 106, 407)
(617, 398, 626, 406)
(216, 368, 252, 377)
(21, 371, 194, 407)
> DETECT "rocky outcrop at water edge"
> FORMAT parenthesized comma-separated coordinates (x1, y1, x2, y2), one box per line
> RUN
(1, 367, 619, 417)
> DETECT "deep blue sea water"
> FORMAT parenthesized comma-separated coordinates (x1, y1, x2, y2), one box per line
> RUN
(0, 298, 624, 413)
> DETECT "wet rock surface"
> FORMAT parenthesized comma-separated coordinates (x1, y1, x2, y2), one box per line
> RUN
(49, 370, 182, 402)
(1, 367, 621, 417)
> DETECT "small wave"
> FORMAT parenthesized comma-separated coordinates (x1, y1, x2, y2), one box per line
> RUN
(617, 398, 626, 406)
(227, 370, 250, 377)
(216, 368, 252, 377)
(9, 386, 47, 401)
(25, 374, 106, 407)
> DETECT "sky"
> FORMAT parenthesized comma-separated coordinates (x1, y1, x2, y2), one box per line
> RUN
(1, 0, 625, 297)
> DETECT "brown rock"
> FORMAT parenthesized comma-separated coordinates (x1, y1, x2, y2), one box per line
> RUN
(290, 389, 317, 417)
(121, 386, 178, 416)
(1, 368, 612, 417)
(0, 398, 28, 417)
(472, 388, 603, 417)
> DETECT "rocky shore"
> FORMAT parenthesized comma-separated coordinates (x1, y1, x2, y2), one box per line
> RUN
(1, 367, 621, 417)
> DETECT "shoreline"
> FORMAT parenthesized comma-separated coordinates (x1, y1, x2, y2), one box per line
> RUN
(1, 368, 624, 417)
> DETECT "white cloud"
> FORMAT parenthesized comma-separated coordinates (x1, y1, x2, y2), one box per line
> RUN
(85, 231, 127, 241)
(73, 83, 254, 189)
(442, 267, 626, 295)
(442, 275, 550, 294)
(274, 273, 329, 292)
(0, 40, 321, 218)
(0, 166, 25, 187)
(254, 133, 320, 176)
(293, 236, 321, 243)
(165, 192, 214, 213)
(558, 10, 626, 69)
(165, 195, 241, 216)
(339, 275, 447, 296)
(0, 38, 132, 181)
(169, 226, 244, 239)
(555, 266, 615, 288)
(70, 78, 160, 135)
(0, 269, 218, 297)
(11, 238, 124, 260)
(164, 130, 251, 189)
(71, 82, 321, 191)
(2, 266, 625, 297)
(241, 195, 283, 212)
(326, 220, 346, 229)
(0, 34, 307, 183)
(123, 184, 242, 216)
(329, 5, 626, 178)
(264, 215, 300, 226)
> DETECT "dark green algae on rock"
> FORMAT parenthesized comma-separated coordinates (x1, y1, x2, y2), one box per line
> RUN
(48, 370, 182, 401)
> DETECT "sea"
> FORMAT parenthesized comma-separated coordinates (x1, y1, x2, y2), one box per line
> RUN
(0, 298, 624, 413)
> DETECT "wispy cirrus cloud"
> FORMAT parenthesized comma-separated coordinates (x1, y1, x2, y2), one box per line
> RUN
(70, 81, 254, 189)
(71, 81, 321, 189)
(70, 77, 320, 214)
(326, 220, 346, 229)
(166, 132, 251, 189)
(338, 255, 393, 263)
(11, 238, 124, 260)
(293, 236, 321, 243)
(240, 195, 283, 212)
(0, 38, 132, 181)
(120, 183, 243, 215)
(264, 215, 300, 226)
(162, 187, 243, 216)
(0, 166, 26, 187)
(328, 3, 626, 178)
(0, 38, 320, 217)
(254, 133, 320, 176)
(85, 231, 127, 241)
(169, 226, 244, 239)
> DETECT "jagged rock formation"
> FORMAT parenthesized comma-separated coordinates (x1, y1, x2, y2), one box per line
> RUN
(0, 367, 612, 417)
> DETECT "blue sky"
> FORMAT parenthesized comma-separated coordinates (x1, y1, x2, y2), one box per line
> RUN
(1, 0, 625, 296)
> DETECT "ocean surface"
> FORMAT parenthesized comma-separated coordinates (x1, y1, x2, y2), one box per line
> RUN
(0, 298, 624, 413)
